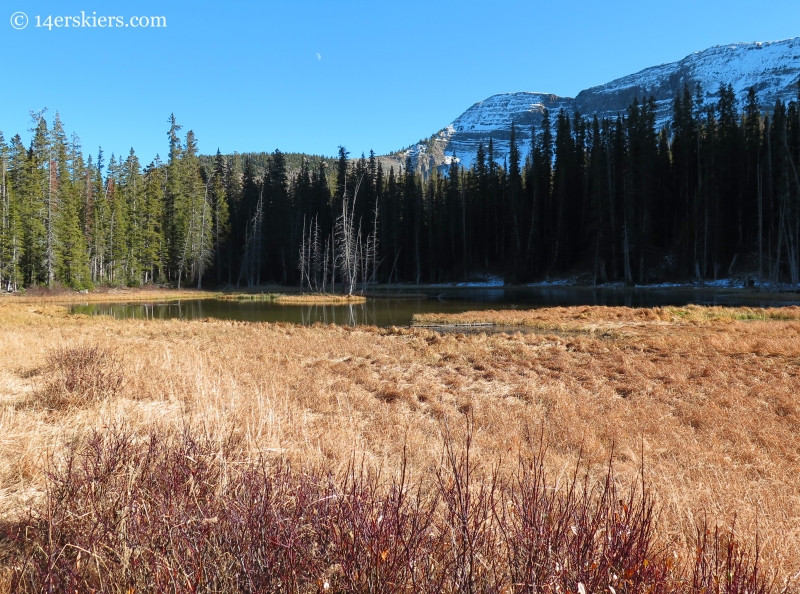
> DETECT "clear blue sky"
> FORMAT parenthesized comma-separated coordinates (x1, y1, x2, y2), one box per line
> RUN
(2, 0, 800, 164)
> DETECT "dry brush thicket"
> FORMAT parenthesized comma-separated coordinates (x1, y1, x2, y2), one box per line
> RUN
(0, 300, 798, 591)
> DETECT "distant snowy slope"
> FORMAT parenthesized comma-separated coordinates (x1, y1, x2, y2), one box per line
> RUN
(576, 37, 800, 120)
(390, 38, 800, 172)
(447, 93, 571, 168)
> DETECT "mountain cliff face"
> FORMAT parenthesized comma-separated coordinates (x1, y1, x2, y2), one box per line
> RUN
(391, 37, 800, 173)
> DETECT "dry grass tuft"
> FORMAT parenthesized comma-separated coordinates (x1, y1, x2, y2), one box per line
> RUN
(375, 385, 403, 403)
(34, 345, 125, 410)
(220, 292, 367, 304)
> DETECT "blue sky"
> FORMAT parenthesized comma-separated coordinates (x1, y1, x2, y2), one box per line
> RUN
(2, 0, 800, 164)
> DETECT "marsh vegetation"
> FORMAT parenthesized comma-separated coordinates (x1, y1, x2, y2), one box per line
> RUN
(0, 300, 798, 591)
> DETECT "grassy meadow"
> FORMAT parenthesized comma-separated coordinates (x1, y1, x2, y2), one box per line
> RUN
(0, 296, 798, 591)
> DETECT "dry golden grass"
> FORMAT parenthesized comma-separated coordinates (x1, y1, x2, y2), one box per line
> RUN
(2, 287, 220, 304)
(220, 292, 368, 304)
(3, 286, 368, 306)
(0, 301, 799, 583)
(414, 303, 800, 329)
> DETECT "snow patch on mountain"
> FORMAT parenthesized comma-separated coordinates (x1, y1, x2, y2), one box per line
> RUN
(392, 38, 800, 173)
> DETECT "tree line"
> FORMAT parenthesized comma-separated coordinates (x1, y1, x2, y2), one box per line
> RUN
(1, 84, 799, 291)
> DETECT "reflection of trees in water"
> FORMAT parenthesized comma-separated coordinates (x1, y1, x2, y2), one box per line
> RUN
(294, 303, 368, 326)
(72, 289, 798, 326)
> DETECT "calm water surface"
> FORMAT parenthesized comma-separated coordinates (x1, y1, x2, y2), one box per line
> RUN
(70, 287, 800, 327)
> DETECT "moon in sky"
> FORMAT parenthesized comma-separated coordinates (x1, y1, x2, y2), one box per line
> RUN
(316, 53, 321, 60)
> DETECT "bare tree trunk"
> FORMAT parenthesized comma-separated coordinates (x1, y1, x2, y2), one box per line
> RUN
(330, 233, 336, 293)
(781, 140, 800, 286)
(773, 196, 785, 288)
(335, 174, 363, 295)
(758, 164, 763, 290)
(622, 175, 633, 286)
(593, 233, 601, 287)
(461, 173, 468, 281)
(622, 219, 633, 286)
(299, 214, 306, 291)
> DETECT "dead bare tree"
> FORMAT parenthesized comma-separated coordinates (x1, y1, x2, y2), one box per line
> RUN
(335, 174, 363, 295)
(322, 235, 330, 293)
(297, 174, 375, 296)
(299, 214, 307, 291)
(311, 214, 321, 289)
(299, 214, 324, 291)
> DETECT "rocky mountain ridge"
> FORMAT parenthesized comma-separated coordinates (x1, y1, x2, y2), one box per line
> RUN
(389, 37, 800, 174)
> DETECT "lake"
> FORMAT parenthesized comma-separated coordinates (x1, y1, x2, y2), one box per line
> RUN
(69, 286, 800, 327)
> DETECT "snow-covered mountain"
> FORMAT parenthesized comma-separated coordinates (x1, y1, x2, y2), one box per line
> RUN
(390, 37, 800, 173)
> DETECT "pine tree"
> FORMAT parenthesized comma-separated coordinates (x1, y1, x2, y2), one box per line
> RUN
(507, 122, 523, 273)
(88, 149, 110, 283)
(164, 114, 183, 278)
(121, 149, 144, 284)
(141, 158, 165, 284)
(19, 111, 50, 286)
(237, 158, 262, 287)
(177, 130, 212, 288)
(211, 150, 230, 284)
(266, 149, 290, 283)
(104, 154, 129, 284)
(551, 109, 574, 270)
(0, 131, 21, 290)
(54, 124, 91, 289)
(335, 146, 349, 213)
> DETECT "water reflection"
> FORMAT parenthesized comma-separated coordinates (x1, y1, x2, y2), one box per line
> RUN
(71, 287, 800, 327)
(72, 298, 459, 327)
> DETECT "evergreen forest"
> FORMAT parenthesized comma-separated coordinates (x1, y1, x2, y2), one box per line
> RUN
(2, 83, 800, 292)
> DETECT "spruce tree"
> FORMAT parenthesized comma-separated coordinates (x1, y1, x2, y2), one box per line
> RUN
(507, 122, 523, 270)
(164, 114, 183, 279)
(141, 158, 165, 284)
(0, 132, 21, 290)
(19, 112, 50, 286)
(121, 149, 144, 284)
(54, 124, 91, 289)
(178, 130, 212, 288)
(211, 150, 230, 284)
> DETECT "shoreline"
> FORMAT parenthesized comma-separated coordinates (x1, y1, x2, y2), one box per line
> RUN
(2, 281, 798, 307)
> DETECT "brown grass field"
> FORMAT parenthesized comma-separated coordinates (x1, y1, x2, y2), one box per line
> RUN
(4, 286, 368, 305)
(0, 297, 799, 591)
